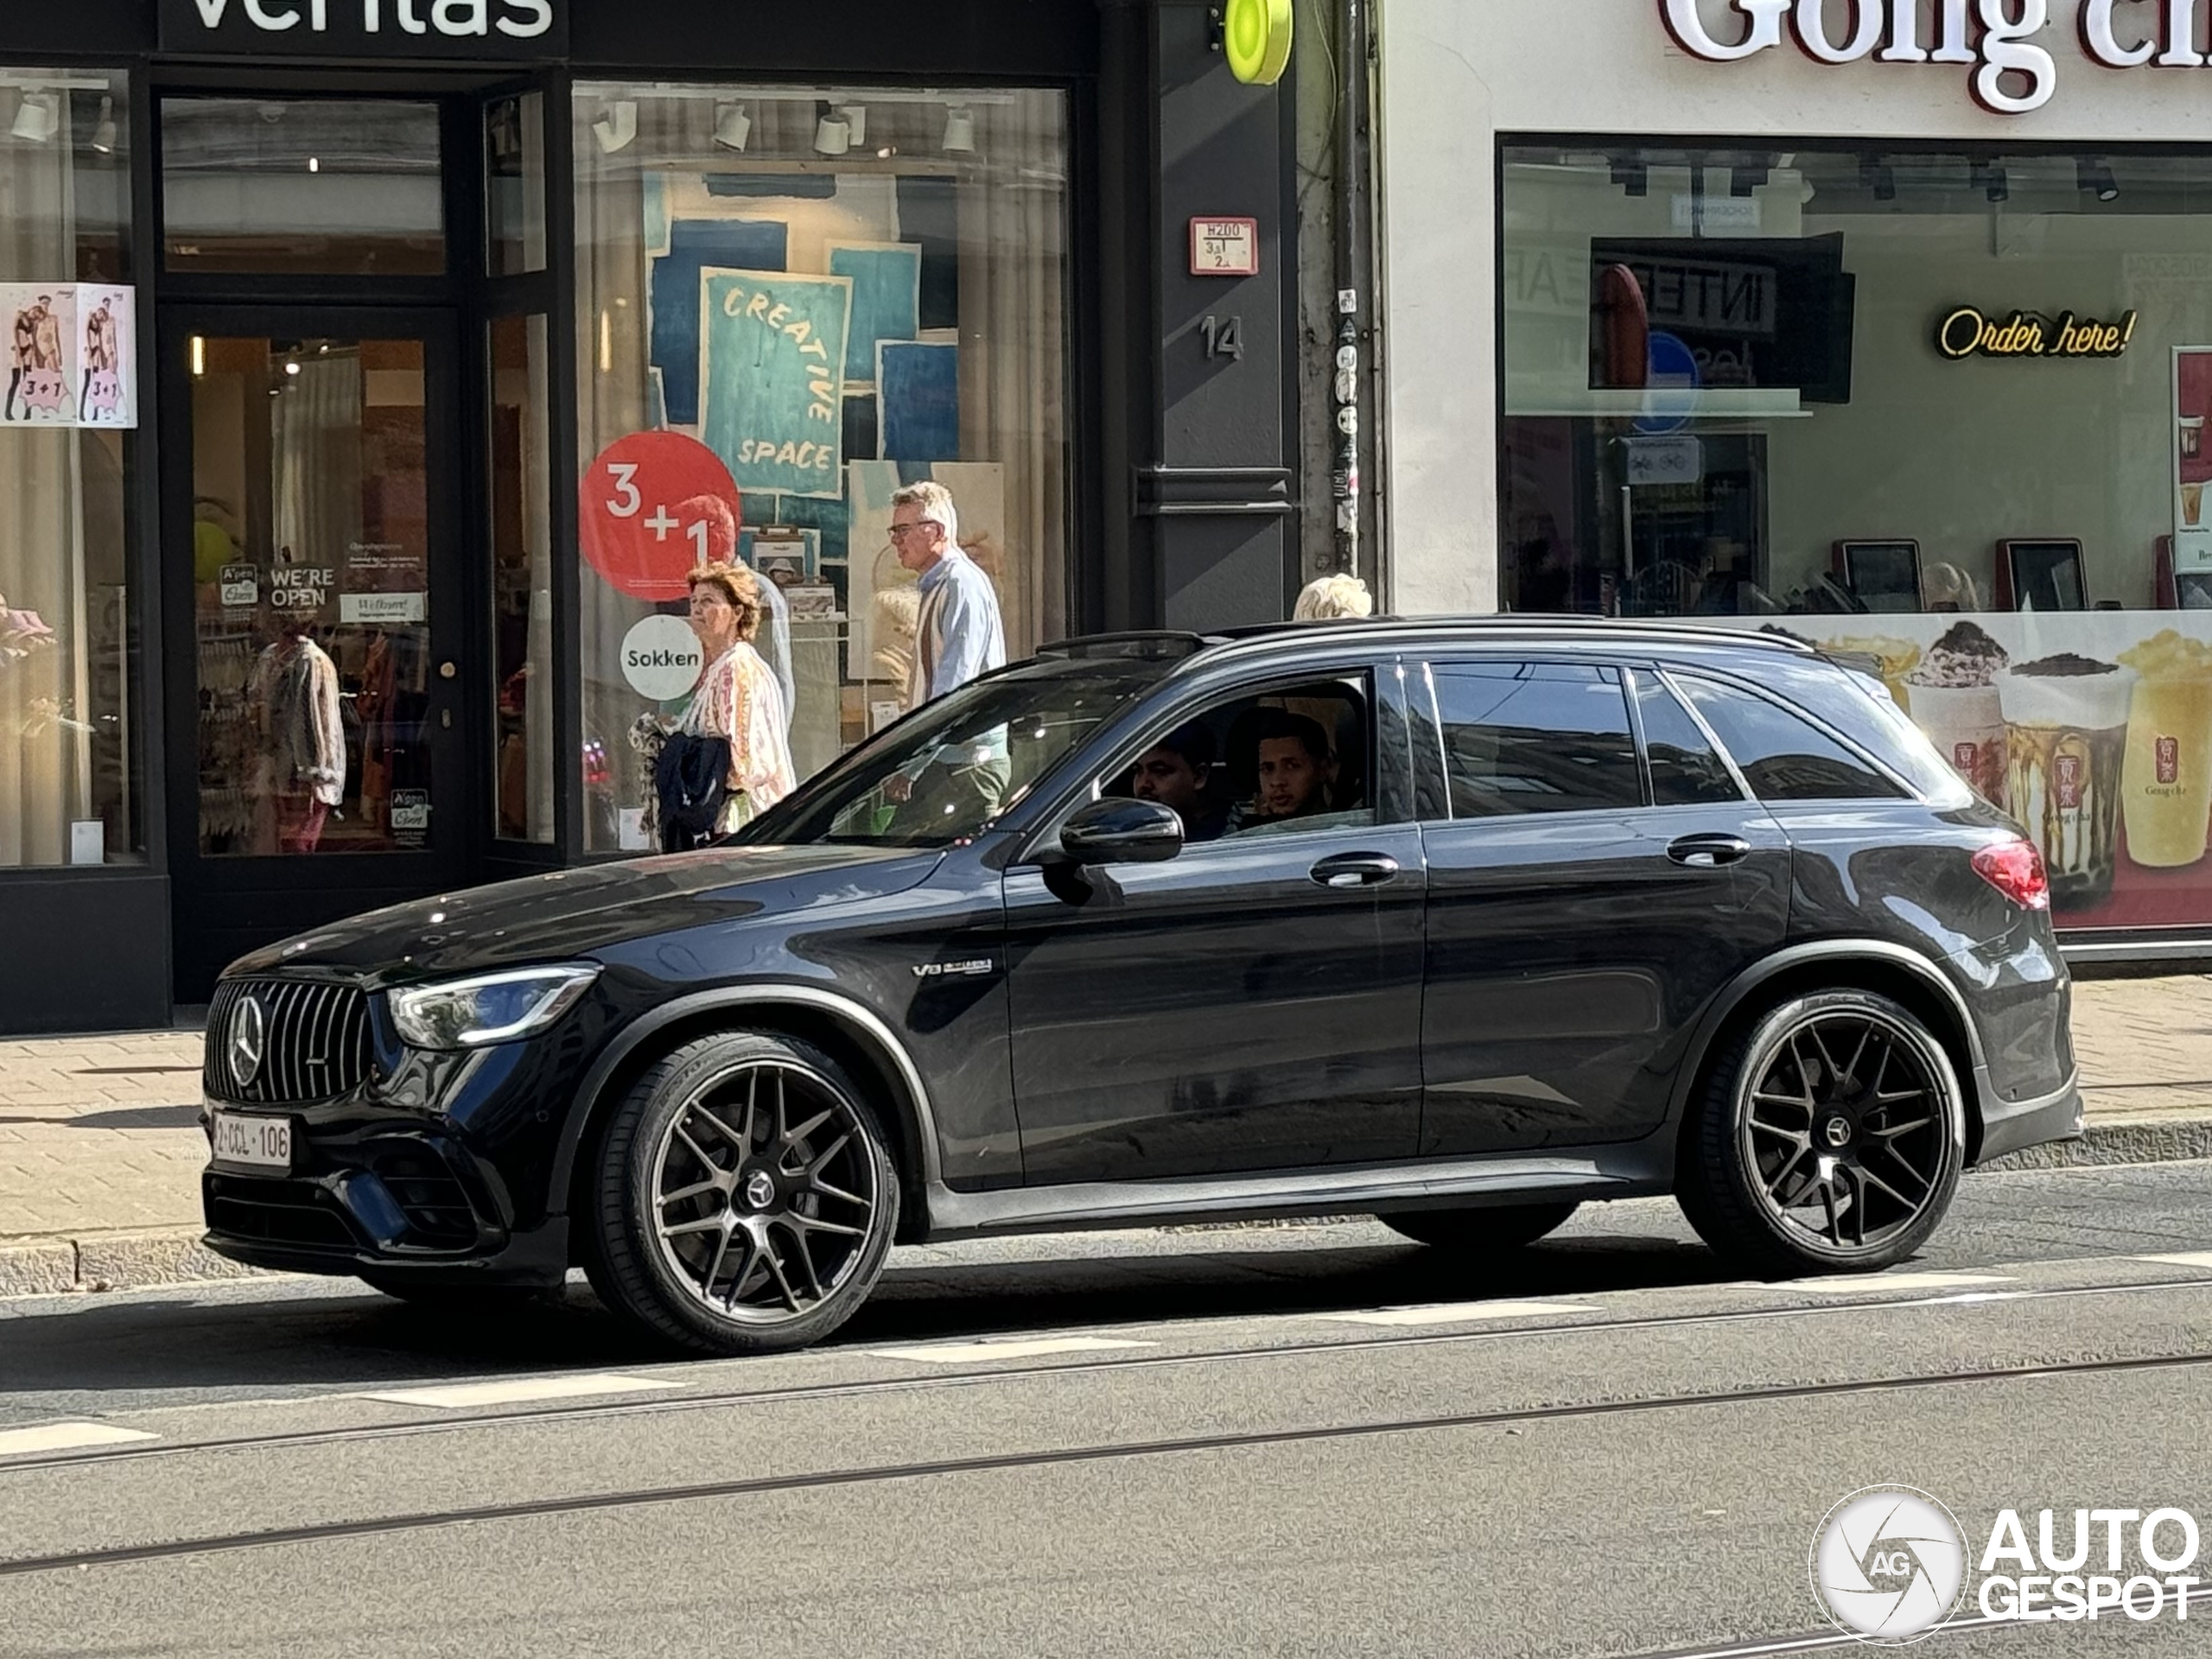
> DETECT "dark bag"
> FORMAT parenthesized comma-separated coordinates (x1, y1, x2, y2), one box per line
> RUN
(654, 733, 732, 852)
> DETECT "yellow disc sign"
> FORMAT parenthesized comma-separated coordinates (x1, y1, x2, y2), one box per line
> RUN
(1225, 0, 1293, 85)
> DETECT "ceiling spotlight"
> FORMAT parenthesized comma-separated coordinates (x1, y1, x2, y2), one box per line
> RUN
(943, 105, 976, 155)
(1729, 163, 1770, 199)
(591, 99, 638, 156)
(2078, 157, 2120, 202)
(89, 95, 117, 156)
(814, 109, 851, 156)
(1608, 159, 1647, 198)
(713, 100, 751, 152)
(837, 104, 868, 148)
(307, 156, 320, 173)
(11, 91, 60, 145)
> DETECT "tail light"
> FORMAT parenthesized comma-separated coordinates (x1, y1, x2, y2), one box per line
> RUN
(1973, 836, 2050, 911)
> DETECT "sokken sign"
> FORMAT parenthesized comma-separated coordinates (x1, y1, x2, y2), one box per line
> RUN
(1661, 1, 2208, 116)
(158, 0, 567, 58)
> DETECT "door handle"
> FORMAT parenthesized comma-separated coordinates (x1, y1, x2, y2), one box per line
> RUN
(1310, 852, 1401, 889)
(1668, 833, 1752, 869)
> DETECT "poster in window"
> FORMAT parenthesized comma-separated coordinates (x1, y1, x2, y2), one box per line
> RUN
(698, 267, 853, 500)
(2175, 347, 2212, 567)
(0, 283, 77, 427)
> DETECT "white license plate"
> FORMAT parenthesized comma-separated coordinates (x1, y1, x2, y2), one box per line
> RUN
(208, 1111, 293, 1172)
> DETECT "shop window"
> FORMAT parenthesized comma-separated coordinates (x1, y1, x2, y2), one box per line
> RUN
(162, 98, 445, 276)
(572, 84, 1070, 854)
(1430, 662, 1641, 817)
(0, 70, 138, 869)
(1501, 140, 2212, 926)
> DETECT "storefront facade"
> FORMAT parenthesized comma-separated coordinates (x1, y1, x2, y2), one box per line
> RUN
(1379, 0, 2212, 959)
(0, 0, 1305, 1033)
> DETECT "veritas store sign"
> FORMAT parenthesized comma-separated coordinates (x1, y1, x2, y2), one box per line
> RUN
(158, 0, 566, 58)
(1660, 1, 2207, 116)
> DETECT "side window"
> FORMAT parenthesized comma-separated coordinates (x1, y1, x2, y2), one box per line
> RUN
(1629, 669, 1743, 806)
(1430, 661, 1642, 818)
(1675, 674, 1906, 803)
(1102, 676, 1376, 842)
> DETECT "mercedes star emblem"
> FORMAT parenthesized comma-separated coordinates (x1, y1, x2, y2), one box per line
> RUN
(229, 995, 267, 1090)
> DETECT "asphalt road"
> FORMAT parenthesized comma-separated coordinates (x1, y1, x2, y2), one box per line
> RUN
(3, 1160, 2211, 1658)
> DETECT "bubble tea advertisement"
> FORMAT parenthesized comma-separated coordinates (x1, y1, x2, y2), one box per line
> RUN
(1723, 614, 2212, 929)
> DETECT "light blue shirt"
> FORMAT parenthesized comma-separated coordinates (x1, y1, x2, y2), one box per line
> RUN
(916, 549, 1007, 702)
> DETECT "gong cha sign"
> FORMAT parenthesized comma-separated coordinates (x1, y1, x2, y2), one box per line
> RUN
(1659, 1, 2211, 116)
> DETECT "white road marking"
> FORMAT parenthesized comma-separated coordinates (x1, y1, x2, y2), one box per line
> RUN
(358, 1373, 683, 1409)
(1780, 1272, 2013, 1294)
(2133, 1251, 2212, 1270)
(0, 1421, 157, 1459)
(864, 1336, 1154, 1363)
(1314, 1300, 1598, 1326)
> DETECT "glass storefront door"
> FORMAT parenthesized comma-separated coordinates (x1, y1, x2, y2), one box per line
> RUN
(164, 309, 469, 997)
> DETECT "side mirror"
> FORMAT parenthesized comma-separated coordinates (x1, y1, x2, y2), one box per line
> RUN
(1057, 797, 1184, 865)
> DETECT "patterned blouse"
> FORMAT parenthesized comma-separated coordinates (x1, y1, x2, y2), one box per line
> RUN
(681, 641, 797, 831)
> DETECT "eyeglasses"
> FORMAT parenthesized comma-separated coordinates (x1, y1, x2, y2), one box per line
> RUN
(888, 520, 940, 540)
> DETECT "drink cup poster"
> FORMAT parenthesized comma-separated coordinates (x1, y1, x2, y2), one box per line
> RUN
(699, 268, 852, 499)
(2, 284, 77, 426)
(1713, 613, 2212, 932)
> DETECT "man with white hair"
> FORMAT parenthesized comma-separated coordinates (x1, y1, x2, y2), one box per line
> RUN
(891, 480, 1005, 709)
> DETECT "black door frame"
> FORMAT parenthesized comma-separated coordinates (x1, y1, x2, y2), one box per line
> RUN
(156, 301, 475, 998)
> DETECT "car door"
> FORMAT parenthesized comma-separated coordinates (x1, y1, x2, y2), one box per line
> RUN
(1001, 662, 1427, 1184)
(1414, 657, 1790, 1155)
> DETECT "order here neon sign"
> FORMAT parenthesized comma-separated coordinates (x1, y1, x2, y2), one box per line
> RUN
(1659, 2, 2206, 117)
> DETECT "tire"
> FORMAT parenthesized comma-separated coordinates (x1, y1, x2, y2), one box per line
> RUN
(1378, 1202, 1580, 1251)
(585, 1030, 899, 1356)
(357, 1274, 561, 1309)
(1677, 990, 1966, 1278)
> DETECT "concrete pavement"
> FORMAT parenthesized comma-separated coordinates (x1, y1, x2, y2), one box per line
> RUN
(4, 974, 2212, 1296)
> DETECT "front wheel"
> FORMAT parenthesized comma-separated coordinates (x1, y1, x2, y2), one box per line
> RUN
(1678, 991, 1966, 1277)
(586, 1031, 899, 1356)
(1378, 1202, 1580, 1251)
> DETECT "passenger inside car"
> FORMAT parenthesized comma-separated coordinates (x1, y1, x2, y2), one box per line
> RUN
(1227, 709, 1332, 831)
(1103, 677, 1372, 838)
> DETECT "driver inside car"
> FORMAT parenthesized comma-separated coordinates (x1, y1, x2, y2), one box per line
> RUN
(1128, 721, 1228, 842)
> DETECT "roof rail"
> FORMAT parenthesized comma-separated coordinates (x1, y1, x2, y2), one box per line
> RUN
(1177, 614, 1820, 661)
(1036, 630, 1219, 661)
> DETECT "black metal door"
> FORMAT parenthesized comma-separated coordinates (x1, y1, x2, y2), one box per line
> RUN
(161, 304, 473, 999)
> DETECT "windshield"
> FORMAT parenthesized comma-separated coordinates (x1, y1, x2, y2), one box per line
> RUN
(741, 658, 1168, 848)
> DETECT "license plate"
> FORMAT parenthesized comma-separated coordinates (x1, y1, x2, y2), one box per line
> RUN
(208, 1111, 293, 1173)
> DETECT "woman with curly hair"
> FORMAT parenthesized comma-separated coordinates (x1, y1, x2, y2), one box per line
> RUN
(675, 562, 796, 841)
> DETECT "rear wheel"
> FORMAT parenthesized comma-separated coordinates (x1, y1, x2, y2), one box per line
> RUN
(1378, 1202, 1580, 1251)
(1678, 990, 1965, 1277)
(586, 1031, 899, 1356)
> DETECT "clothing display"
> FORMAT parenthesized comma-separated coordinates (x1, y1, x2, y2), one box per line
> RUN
(246, 633, 346, 855)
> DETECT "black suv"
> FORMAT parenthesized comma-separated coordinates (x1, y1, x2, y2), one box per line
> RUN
(200, 620, 2079, 1353)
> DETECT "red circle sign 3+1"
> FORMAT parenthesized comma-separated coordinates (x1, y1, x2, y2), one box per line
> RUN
(579, 431, 743, 601)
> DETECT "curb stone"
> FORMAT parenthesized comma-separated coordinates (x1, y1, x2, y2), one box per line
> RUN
(3, 1118, 2209, 1295)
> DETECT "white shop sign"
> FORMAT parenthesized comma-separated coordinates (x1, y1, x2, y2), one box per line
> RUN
(1659, 1, 2210, 117)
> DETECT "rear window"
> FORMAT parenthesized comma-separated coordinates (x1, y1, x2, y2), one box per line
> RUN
(1674, 673, 1907, 803)
(1430, 661, 1643, 817)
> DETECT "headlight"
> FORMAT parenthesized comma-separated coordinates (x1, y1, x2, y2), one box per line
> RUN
(386, 965, 601, 1050)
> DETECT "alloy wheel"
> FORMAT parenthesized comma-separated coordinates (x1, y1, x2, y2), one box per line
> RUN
(648, 1060, 880, 1325)
(1738, 1009, 1949, 1256)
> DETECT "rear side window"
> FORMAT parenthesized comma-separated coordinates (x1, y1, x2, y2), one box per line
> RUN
(1675, 673, 1906, 803)
(1430, 661, 1642, 817)
(1629, 669, 1742, 806)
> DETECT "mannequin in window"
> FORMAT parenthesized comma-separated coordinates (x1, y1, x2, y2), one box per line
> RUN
(251, 617, 346, 854)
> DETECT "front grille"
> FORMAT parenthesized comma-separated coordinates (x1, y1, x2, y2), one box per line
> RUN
(205, 977, 373, 1104)
(206, 1175, 360, 1250)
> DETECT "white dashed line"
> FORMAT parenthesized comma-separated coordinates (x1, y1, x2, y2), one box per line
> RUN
(1780, 1272, 2014, 1294)
(2132, 1251, 2212, 1270)
(1313, 1300, 1599, 1327)
(0, 1422, 158, 1459)
(865, 1337, 1154, 1363)
(358, 1373, 684, 1409)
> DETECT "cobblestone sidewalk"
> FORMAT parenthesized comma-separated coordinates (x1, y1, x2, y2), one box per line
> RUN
(4, 976, 2212, 1292)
